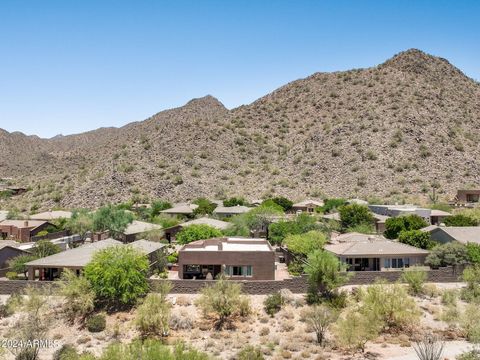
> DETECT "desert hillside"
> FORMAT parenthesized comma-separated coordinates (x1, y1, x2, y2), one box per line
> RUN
(1, 49, 479, 211)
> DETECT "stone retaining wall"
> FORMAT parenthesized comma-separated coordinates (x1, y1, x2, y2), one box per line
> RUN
(0, 266, 463, 295)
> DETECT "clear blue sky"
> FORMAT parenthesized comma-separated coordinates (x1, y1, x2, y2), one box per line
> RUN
(0, 0, 478, 138)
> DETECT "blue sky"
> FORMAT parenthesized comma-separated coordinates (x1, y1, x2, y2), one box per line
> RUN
(0, 0, 478, 138)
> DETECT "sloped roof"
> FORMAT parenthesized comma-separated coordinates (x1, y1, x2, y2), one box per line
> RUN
(0, 211, 8, 222)
(0, 219, 48, 229)
(123, 220, 162, 235)
(433, 227, 480, 244)
(213, 205, 251, 215)
(160, 203, 198, 214)
(30, 211, 72, 221)
(0, 240, 22, 251)
(325, 239, 429, 257)
(129, 239, 165, 254)
(330, 232, 387, 244)
(292, 200, 324, 207)
(25, 239, 122, 268)
(430, 209, 452, 217)
(322, 212, 340, 221)
(179, 217, 231, 230)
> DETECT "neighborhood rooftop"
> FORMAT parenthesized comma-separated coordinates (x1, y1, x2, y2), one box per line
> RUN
(0, 219, 48, 229)
(213, 205, 251, 215)
(325, 238, 429, 257)
(30, 210, 73, 220)
(181, 237, 272, 252)
(160, 203, 199, 214)
(123, 220, 162, 235)
(176, 217, 231, 230)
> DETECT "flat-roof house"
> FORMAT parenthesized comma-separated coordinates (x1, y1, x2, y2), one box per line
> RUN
(368, 204, 451, 225)
(160, 203, 199, 216)
(325, 233, 429, 271)
(0, 220, 52, 242)
(178, 237, 275, 280)
(422, 226, 480, 246)
(213, 205, 251, 218)
(164, 217, 231, 243)
(121, 220, 163, 243)
(26, 238, 166, 280)
(0, 240, 30, 276)
(292, 200, 324, 214)
(454, 190, 480, 206)
(30, 210, 72, 221)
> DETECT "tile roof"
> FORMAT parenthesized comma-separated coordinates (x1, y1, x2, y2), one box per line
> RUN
(178, 217, 231, 230)
(325, 238, 429, 257)
(123, 220, 162, 235)
(30, 211, 72, 220)
(213, 205, 251, 215)
(0, 219, 48, 229)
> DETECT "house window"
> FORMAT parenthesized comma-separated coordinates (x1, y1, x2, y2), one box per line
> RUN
(391, 258, 404, 269)
(384, 259, 391, 268)
(404, 258, 410, 268)
(225, 265, 253, 277)
(467, 194, 480, 203)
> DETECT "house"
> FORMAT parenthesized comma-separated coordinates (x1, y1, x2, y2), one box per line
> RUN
(178, 237, 275, 280)
(368, 204, 451, 225)
(163, 217, 231, 243)
(160, 203, 199, 216)
(324, 233, 429, 271)
(121, 220, 163, 243)
(26, 238, 166, 280)
(422, 226, 480, 245)
(291, 200, 324, 214)
(213, 205, 251, 218)
(453, 190, 480, 206)
(30, 210, 72, 221)
(0, 240, 30, 276)
(0, 220, 53, 242)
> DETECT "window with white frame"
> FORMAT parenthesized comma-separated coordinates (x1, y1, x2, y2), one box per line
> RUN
(225, 265, 253, 277)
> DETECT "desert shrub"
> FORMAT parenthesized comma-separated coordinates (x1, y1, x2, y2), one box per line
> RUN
(53, 344, 78, 360)
(192, 198, 217, 215)
(304, 250, 350, 303)
(237, 345, 264, 360)
(461, 265, 480, 303)
(176, 224, 222, 245)
(86, 314, 106, 332)
(460, 304, 480, 343)
(441, 305, 460, 325)
(444, 214, 478, 227)
(136, 292, 171, 337)
(58, 270, 95, 322)
(305, 304, 338, 345)
(412, 334, 444, 360)
(6, 271, 18, 280)
(423, 284, 439, 298)
(98, 340, 208, 360)
(384, 215, 428, 239)
(398, 230, 435, 249)
(401, 267, 427, 295)
(223, 197, 248, 207)
(457, 350, 480, 360)
(196, 275, 250, 329)
(264, 292, 284, 317)
(318, 198, 347, 214)
(338, 204, 374, 230)
(334, 308, 380, 352)
(360, 281, 420, 331)
(167, 252, 178, 264)
(287, 261, 303, 276)
(169, 310, 194, 330)
(84, 246, 149, 307)
(425, 242, 469, 268)
(441, 289, 458, 306)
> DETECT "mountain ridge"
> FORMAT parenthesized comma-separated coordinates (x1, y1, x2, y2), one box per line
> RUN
(1, 49, 479, 211)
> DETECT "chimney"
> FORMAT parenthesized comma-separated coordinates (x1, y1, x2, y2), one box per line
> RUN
(24, 220, 28, 227)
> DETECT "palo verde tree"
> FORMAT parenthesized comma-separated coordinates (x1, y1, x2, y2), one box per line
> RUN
(92, 205, 134, 238)
(84, 245, 149, 307)
(176, 224, 222, 245)
(338, 204, 374, 231)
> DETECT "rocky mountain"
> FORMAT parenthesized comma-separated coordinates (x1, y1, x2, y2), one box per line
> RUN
(1, 49, 479, 211)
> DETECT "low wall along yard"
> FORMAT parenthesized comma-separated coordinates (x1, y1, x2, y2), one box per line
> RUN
(0, 266, 463, 295)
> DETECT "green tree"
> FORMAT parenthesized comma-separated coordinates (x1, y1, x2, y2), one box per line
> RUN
(149, 200, 172, 219)
(196, 275, 250, 329)
(268, 197, 293, 212)
(268, 213, 319, 245)
(283, 231, 326, 256)
(319, 198, 347, 214)
(32, 239, 61, 258)
(7, 254, 38, 278)
(338, 204, 374, 231)
(467, 243, 480, 264)
(223, 197, 248, 207)
(58, 270, 95, 322)
(84, 246, 149, 307)
(176, 224, 222, 245)
(398, 230, 434, 249)
(425, 242, 469, 268)
(92, 205, 134, 238)
(384, 215, 428, 239)
(444, 214, 479, 227)
(66, 209, 94, 240)
(192, 198, 217, 215)
(304, 250, 349, 301)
